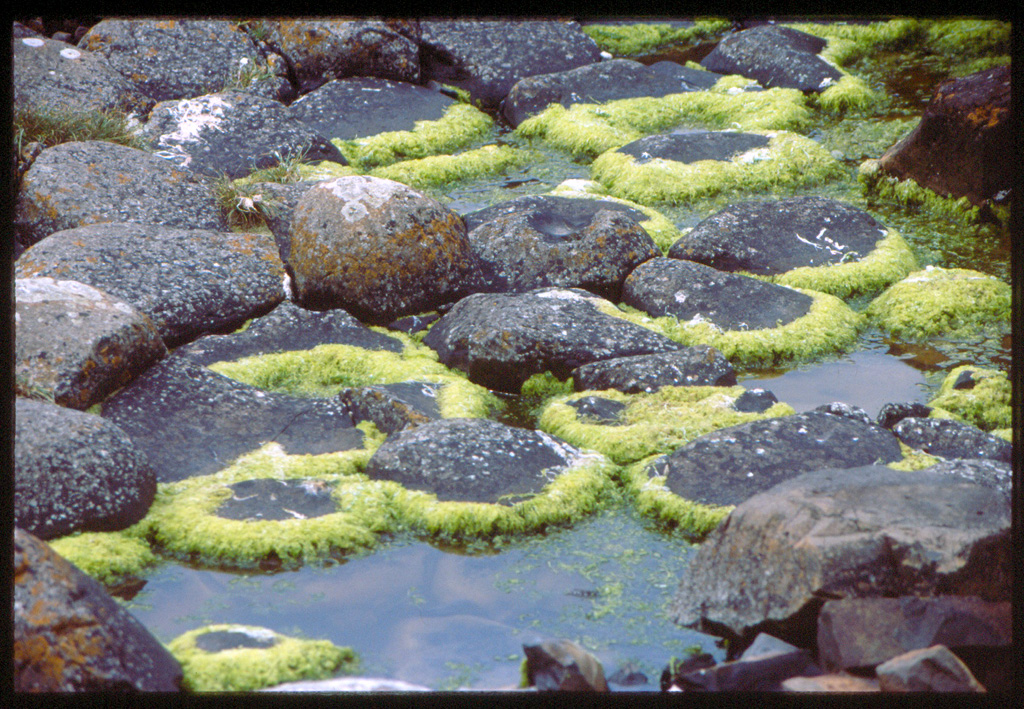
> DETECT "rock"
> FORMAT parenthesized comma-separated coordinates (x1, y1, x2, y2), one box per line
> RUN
(922, 458, 1012, 505)
(571, 346, 736, 394)
(732, 388, 778, 413)
(622, 257, 814, 331)
(700, 25, 842, 92)
(418, 19, 603, 110)
(892, 417, 1012, 464)
(15, 277, 166, 410)
(79, 18, 263, 101)
(422, 287, 683, 393)
(669, 465, 1011, 653)
(173, 300, 404, 368)
(876, 402, 933, 429)
(606, 662, 649, 687)
(781, 673, 879, 692)
(286, 176, 471, 323)
(339, 381, 443, 434)
(876, 645, 986, 692)
(929, 365, 1011, 432)
(462, 194, 660, 300)
(661, 653, 716, 690)
(812, 401, 872, 425)
(101, 356, 365, 482)
(739, 632, 801, 660)
(619, 130, 770, 165)
(138, 90, 346, 178)
(501, 58, 718, 126)
(16, 223, 285, 348)
(262, 677, 432, 692)
(13, 35, 153, 115)
(522, 639, 608, 691)
(674, 647, 820, 691)
(816, 595, 1011, 673)
(878, 65, 1011, 206)
(365, 418, 589, 504)
(565, 396, 628, 425)
(14, 527, 183, 691)
(262, 19, 420, 93)
(14, 399, 156, 540)
(13, 141, 227, 248)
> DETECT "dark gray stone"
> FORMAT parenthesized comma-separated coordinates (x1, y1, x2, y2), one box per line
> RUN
(732, 388, 778, 413)
(522, 639, 608, 691)
(566, 396, 628, 425)
(194, 629, 278, 652)
(921, 458, 1012, 505)
(214, 478, 339, 522)
(339, 381, 444, 435)
(651, 412, 903, 507)
(618, 130, 769, 165)
(668, 196, 891, 276)
(15, 399, 157, 541)
(422, 288, 683, 393)
(676, 649, 820, 691)
(622, 257, 814, 331)
(700, 25, 842, 92)
(893, 416, 1012, 464)
(812, 401, 872, 425)
(876, 401, 933, 429)
(572, 345, 735, 394)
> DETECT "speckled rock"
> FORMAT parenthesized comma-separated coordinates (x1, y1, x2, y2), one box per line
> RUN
(14, 399, 156, 540)
(617, 130, 770, 165)
(669, 465, 1012, 650)
(462, 195, 660, 300)
(876, 401, 933, 429)
(339, 381, 443, 435)
(15, 222, 285, 348)
(649, 412, 902, 507)
(422, 287, 683, 393)
(364, 418, 588, 504)
(622, 257, 814, 330)
(78, 18, 262, 101)
(892, 417, 1011, 464)
(700, 24, 842, 92)
(522, 638, 609, 691)
(13, 140, 227, 248)
(811, 401, 872, 425)
(13, 34, 153, 115)
(101, 355, 365, 482)
(263, 19, 421, 93)
(14, 527, 183, 691)
(418, 19, 603, 109)
(571, 345, 736, 394)
(502, 58, 718, 126)
(920, 458, 1011, 505)
(876, 645, 985, 692)
(138, 90, 346, 178)
(15, 278, 166, 410)
(286, 176, 472, 323)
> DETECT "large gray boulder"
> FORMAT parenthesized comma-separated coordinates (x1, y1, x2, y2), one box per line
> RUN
(700, 25, 842, 92)
(571, 345, 736, 394)
(892, 417, 1012, 464)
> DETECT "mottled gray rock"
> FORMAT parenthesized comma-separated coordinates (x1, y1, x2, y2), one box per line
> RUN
(618, 130, 770, 165)
(812, 401, 872, 425)
(462, 195, 660, 301)
(287, 176, 471, 323)
(921, 458, 1012, 505)
(339, 381, 444, 435)
(239, 180, 318, 262)
(622, 257, 814, 330)
(565, 396, 628, 425)
(13, 35, 153, 115)
(700, 25, 842, 92)
(16, 223, 285, 348)
(522, 639, 608, 691)
(15, 278, 166, 410)
(650, 412, 902, 507)
(101, 356, 365, 482)
(876, 401, 933, 429)
(418, 19, 603, 109)
(502, 58, 718, 126)
(364, 418, 587, 504)
(674, 647, 820, 691)
(893, 416, 1011, 464)
(571, 345, 736, 394)
(214, 479, 339, 522)
(668, 197, 891, 275)
(422, 288, 683, 393)
(14, 528, 183, 691)
(732, 388, 779, 413)
(79, 18, 262, 101)
(876, 645, 986, 692)
(13, 141, 227, 247)
(670, 465, 1011, 650)
(15, 399, 156, 540)
(138, 90, 346, 179)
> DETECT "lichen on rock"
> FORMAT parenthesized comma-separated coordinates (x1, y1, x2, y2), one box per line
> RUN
(927, 365, 1011, 432)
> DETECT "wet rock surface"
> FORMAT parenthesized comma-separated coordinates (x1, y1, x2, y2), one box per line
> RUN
(214, 478, 339, 521)
(700, 24, 842, 92)
(571, 345, 736, 394)
(876, 645, 986, 692)
(523, 639, 609, 691)
(339, 381, 444, 434)
(893, 416, 1012, 463)
(617, 130, 770, 165)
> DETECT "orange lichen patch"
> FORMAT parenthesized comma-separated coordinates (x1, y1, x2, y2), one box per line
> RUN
(116, 173, 132, 185)
(965, 104, 1007, 129)
(154, 20, 178, 30)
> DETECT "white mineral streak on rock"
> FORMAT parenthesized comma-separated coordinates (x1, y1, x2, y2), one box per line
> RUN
(318, 176, 420, 223)
(673, 291, 688, 304)
(15, 277, 136, 315)
(162, 96, 232, 143)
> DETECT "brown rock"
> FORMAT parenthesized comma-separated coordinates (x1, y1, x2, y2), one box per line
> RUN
(523, 639, 608, 691)
(782, 673, 880, 692)
(876, 645, 986, 692)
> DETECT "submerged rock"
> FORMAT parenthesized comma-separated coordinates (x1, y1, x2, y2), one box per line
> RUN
(700, 24, 842, 92)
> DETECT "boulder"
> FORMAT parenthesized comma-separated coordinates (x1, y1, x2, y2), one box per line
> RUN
(669, 465, 1012, 652)
(16, 223, 285, 348)
(623, 257, 814, 331)
(564, 396, 629, 425)
(921, 458, 1012, 505)
(571, 346, 736, 394)
(876, 645, 986, 692)
(877, 65, 1011, 206)
(673, 647, 820, 691)
(781, 674, 879, 692)
(422, 287, 683, 393)
(462, 194, 660, 300)
(418, 19, 603, 109)
(811, 401, 872, 425)
(522, 639, 608, 691)
(138, 90, 346, 178)
(14, 399, 156, 540)
(650, 411, 902, 507)
(101, 356, 366, 482)
(618, 130, 769, 165)
(732, 388, 779, 413)
(14, 527, 183, 691)
(700, 24, 842, 92)
(13, 141, 227, 248)
(15, 277, 166, 409)
(892, 417, 1012, 464)
(286, 176, 471, 323)
(339, 381, 443, 434)
(501, 58, 718, 126)
(876, 401, 933, 429)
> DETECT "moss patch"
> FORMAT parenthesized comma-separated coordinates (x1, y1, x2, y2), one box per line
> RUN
(369, 145, 537, 190)
(811, 74, 886, 116)
(590, 130, 843, 206)
(48, 529, 158, 587)
(865, 266, 1011, 340)
(927, 365, 1011, 431)
(886, 442, 942, 471)
(581, 19, 731, 56)
(537, 385, 795, 465)
(782, 19, 926, 67)
(620, 456, 733, 538)
(858, 159, 998, 225)
(167, 624, 357, 692)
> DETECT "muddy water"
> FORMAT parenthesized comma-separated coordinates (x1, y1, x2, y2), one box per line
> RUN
(121, 39, 1011, 691)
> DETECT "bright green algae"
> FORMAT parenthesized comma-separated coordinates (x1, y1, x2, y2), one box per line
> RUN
(581, 19, 731, 56)
(369, 144, 537, 190)
(928, 365, 1011, 431)
(49, 530, 159, 587)
(619, 457, 733, 539)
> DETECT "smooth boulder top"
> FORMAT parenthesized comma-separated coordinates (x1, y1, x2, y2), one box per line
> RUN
(892, 417, 1012, 464)
(668, 196, 891, 275)
(463, 194, 648, 233)
(617, 130, 770, 165)
(700, 24, 842, 92)
(571, 345, 737, 394)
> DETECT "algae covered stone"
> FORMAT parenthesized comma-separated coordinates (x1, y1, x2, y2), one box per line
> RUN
(48, 530, 158, 588)
(927, 365, 1011, 431)
(168, 624, 357, 692)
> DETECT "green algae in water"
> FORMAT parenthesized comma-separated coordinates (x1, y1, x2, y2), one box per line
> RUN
(582, 19, 731, 56)
(48, 529, 160, 588)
